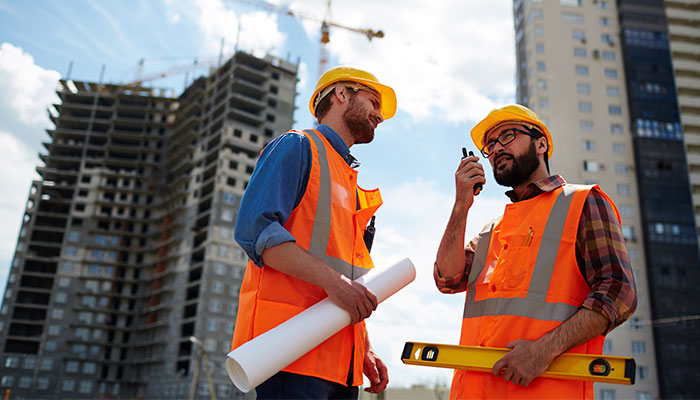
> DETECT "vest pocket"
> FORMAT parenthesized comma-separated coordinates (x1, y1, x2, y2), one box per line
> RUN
(491, 245, 533, 292)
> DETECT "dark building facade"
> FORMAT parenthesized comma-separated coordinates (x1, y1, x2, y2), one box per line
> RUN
(617, 0, 700, 397)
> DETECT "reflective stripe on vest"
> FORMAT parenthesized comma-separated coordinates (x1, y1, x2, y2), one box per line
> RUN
(304, 129, 369, 280)
(464, 184, 579, 321)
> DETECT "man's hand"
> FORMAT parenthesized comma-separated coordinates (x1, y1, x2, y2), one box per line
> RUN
(324, 275, 378, 325)
(363, 347, 388, 393)
(455, 154, 485, 208)
(491, 339, 557, 387)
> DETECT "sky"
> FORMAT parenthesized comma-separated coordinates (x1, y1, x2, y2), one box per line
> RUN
(0, 0, 517, 389)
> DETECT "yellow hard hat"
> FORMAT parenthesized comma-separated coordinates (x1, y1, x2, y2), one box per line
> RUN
(309, 66, 397, 120)
(470, 104, 553, 159)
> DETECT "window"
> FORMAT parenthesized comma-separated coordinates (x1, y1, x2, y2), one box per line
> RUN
(48, 325, 61, 336)
(79, 380, 93, 393)
(207, 319, 220, 332)
(619, 206, 634, 217)
(40, 359, 53, 370)
(68, 231, 80, 242)
(637, 366, 649, 380)
(622, 226, 635, 241)
(578, 102, 592, 113)
(536, 61, 546, 71)
(221, 210, 234, 223)
(607, 86, 620, 97)
(574, 48, 587, 57)
(580, 121, 594, 131)
(560, 0, 581, 5)
(605, 68, 618, 79)
(18, 376, 31, 388)
(64, 247, 77, 256)
(22, 357, 35, 369)
(1, 376, 14, 387)
(58, 277, 71, 287)
(223, 193, 236, 204)
(212, 281, 225, 294)
(61, 262, 74, 272)
(37, 377, 49, 390)
(613, 143, 626, 154)
(600, 16, 611, 26)
(575, 65, 589, 75)
(584, 161, 599, 172)
(611, 124, 624, 134)
(601, 33, 615, 44)
(577, 83, 590, 94)
(217, 245, 229, 258)
(582, 140, 596, 152)
(562, 13, 583, 23)
(617, 184, 631, 196)
(632, 341, 647, 355)
(539, 98, 549, 109)
(209, 300, 222, 313)
(66, 361, 79, 373)
(5, 357, 18, 368)
(603, 51, 616, 60)
(537, 79, 547, 89)
(600, 389, 616, 400)
(636, 391, 651, 400)
(609, 105, 622, 115)
(213, 263, 226, 275)
(535, 26, 544, 36)
(536, 43, 544, 53)
(62, 379, 75, 392)
(615, 164, 629, 175)
(629, 316, 644, 330)
(572, 30, 586, 41)
(599, 1, 609, 9)
(51, 309, 65, 319)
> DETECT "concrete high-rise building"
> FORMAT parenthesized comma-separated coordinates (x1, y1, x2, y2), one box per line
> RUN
(666, 0, 700, 239)
(513, 1, 658, 399)
(0, 50, 298, 399)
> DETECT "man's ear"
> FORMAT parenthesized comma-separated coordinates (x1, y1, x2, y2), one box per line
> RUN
(333, 85, 348, 103)
(537, 137, 548, 155)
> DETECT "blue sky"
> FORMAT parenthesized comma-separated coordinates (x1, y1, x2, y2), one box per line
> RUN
(0, 0, 516, 388)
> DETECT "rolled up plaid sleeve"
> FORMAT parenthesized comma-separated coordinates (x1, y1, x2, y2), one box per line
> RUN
(577, 188, 638, 334)
(434, 235, 481, 294)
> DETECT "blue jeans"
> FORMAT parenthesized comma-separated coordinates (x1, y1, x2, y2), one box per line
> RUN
(255, 371, 359, 400)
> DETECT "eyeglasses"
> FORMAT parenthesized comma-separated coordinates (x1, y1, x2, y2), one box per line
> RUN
(480, 128, 538, 158)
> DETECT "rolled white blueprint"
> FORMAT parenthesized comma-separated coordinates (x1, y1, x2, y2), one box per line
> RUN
(225, 257, 416, 393)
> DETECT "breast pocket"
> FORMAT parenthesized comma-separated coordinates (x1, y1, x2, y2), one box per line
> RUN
(489, 244, 533, 292)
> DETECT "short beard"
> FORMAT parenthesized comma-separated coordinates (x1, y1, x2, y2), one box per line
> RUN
(342, 94, 374, 144)
(493, 140, 540, 187)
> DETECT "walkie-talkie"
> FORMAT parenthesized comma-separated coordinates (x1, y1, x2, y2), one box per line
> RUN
(462, 148, 483, 196)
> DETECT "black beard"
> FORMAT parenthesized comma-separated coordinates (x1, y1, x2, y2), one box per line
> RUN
(493, 140, 540, 187)
(342, 95, 374, 144)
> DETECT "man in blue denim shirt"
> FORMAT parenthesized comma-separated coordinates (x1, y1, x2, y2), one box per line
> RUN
(233, 66, 396, 399)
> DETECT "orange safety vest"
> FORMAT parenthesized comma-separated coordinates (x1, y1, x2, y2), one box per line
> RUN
(231, 129, 382, 386)
(451, 184, 620, 399)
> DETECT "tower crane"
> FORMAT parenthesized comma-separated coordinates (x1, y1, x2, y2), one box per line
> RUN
(231, 0, 384, 77)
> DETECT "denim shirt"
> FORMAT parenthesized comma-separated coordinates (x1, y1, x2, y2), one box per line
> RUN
(233, 125, 359, 266)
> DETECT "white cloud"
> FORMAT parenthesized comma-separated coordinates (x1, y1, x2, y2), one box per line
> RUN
(286, 0, 515, 124)
(0, 43, 59, 278)
(188, 0, 287, 59)
(365, 178, 508, 387)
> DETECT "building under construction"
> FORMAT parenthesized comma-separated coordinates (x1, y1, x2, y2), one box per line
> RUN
(0, 50, 297, 399)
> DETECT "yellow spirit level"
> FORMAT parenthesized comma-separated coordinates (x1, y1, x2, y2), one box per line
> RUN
(401, 342, 635, 385)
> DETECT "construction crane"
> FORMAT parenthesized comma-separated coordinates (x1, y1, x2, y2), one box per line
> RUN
(231, 0, 384, 77)
(126, 58, 219, 87)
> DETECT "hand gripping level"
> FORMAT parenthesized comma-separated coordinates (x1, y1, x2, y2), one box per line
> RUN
(401, 342, 636, 385)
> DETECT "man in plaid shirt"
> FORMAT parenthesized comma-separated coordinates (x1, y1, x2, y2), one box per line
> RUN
(435, 104, 637, 399)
